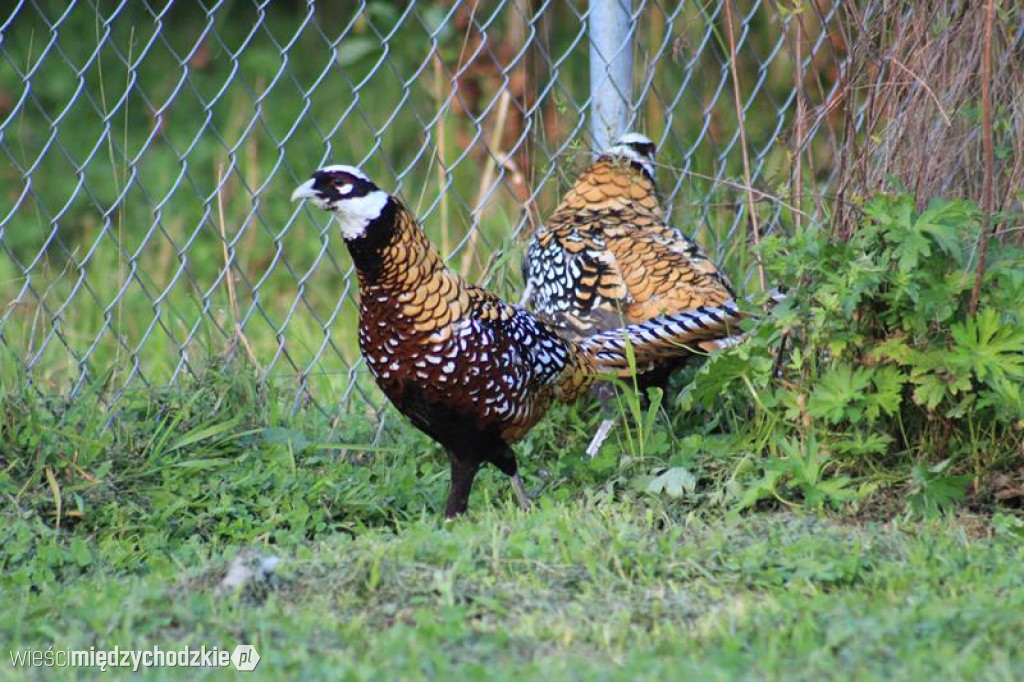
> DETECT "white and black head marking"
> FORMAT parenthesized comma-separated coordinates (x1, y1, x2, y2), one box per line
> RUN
(605, 132, 657, 181)
(291, 164, 390, 241)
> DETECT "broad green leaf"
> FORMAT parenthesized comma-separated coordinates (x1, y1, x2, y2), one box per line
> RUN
(867, 366, 907, 420)
(912, 374, 948, 410)
(647, 467, 697, 499)
(950, 309, 1024, 383)
(832, 431, 894, 456)
(807, 364, 873, 423)
(909, 464, 969, 515)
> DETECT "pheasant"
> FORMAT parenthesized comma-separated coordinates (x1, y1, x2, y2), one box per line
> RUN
(523, 133, 737, 453)
(524, 132, 735, 362)
(293, 165, 764, 518)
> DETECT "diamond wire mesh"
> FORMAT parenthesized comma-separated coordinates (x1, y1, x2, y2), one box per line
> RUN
(0, 0, 846, 425)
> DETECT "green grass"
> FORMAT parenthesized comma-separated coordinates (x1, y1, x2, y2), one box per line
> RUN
(4, 501, 1023, 680)
(2, 368, 1023, 680)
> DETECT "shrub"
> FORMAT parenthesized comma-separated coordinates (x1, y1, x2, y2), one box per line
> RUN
(683, 194, 1023, 513)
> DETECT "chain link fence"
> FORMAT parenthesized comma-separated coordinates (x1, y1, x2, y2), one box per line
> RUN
(1, 0, 851, 422)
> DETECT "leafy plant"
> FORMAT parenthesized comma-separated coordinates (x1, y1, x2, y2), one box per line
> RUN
(683, 194, 1023, 513)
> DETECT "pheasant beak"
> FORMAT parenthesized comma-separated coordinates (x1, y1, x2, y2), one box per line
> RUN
(291, 178, 317, 202)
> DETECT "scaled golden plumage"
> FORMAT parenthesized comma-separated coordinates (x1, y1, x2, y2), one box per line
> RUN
(524, 134, 734, 342)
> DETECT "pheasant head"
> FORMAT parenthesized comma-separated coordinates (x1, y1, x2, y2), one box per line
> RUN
(558, 132, 661, 213)
(291, 165, 392, 240)
(605, 131, 657, 182)
(292, 165, 440, 285)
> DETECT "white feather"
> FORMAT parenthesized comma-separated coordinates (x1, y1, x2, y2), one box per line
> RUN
(334, 189, 389, 241)
(318, 164, 369, 181)
(615, 132, 654, 147)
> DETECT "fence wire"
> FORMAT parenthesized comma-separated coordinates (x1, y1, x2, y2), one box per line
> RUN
(1, 0, 849, 423)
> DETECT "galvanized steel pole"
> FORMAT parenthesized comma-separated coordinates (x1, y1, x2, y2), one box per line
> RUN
(589, 0, 634, 153)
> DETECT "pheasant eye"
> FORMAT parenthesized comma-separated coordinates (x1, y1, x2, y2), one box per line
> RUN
(329, 174, 355, 194)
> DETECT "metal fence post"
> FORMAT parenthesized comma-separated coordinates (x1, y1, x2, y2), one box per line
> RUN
(589, 0, 634, 153)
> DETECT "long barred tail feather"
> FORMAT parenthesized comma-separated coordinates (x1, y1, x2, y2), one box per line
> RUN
(577, 288, 786, 374)
(577, 301, 743, 373)
(694, 287, 787, 354)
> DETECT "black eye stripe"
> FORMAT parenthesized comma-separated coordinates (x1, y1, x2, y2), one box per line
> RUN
(313, 170, 376, 198)
(629, 141, 656, 157)
(316, 171, 356, 185)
